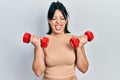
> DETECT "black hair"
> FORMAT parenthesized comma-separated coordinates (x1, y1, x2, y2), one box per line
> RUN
(47, 1, 70, 34)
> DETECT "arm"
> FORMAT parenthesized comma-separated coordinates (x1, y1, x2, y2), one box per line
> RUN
(32, 46, 45, 76)
(31, 35, 46, 77)
(75, 35, 89, 73)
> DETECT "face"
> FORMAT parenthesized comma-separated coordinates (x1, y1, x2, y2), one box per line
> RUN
(48, 9, 67, 35)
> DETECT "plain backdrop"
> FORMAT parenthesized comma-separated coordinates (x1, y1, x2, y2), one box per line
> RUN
(0, 0, 120, 80)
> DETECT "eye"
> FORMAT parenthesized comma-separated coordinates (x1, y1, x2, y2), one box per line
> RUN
(52, 17, 56, 20)
(60, 17, 65, 20)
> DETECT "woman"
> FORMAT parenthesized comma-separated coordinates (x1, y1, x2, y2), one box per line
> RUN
(31, 1, 89, 80)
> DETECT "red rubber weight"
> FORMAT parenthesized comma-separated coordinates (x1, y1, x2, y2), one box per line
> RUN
(70, 38, 79, 48)
(84, 31, 94, 41)
(41, 37, 49, 47)
(23, 33, 31, 43)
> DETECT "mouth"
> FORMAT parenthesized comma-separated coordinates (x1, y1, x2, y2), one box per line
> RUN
(55, 25, 62, 30)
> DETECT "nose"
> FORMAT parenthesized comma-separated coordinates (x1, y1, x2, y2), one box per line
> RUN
(56, 18, 60, 23)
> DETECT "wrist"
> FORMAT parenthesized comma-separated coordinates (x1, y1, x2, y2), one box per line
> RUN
(77, 45, 84, 49)
(34, 46, 42, 49)
(76, 46, 84, 52)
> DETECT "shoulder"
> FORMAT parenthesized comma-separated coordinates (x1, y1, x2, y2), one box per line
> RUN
(67, 33, 78, 38)
(41, 34, 50, 38)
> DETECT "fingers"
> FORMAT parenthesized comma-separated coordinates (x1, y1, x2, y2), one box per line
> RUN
(31, 35, 40, 41)
(79, 35, 88, 42)
(30, 35, 41, 47)
(78, 35, 88, 46)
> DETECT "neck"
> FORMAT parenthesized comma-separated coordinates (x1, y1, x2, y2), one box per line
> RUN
(51, 32, 65, 38)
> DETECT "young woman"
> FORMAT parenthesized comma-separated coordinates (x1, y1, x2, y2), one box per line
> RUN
(31, 1, 89, 80)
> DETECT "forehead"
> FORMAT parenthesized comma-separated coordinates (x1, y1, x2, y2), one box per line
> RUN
(53, 9, 63, 16)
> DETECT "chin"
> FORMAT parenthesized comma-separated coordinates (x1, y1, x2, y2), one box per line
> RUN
(54, 30, 62, 34)
(55, 32, 62, 34)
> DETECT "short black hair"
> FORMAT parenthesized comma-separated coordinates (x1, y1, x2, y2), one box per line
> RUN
(47, 1, 70, 34)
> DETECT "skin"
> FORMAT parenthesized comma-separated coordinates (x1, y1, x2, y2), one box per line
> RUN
(31, 9, 89, 78)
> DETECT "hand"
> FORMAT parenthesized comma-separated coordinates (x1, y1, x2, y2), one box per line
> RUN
(30, 35, 41, 47)
(78, 35, 88, 48)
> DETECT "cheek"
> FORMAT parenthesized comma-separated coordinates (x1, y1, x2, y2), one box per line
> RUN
(64, 20, 67, 25)
(50, 21, 55, 26)
(63, 22, 67, 27)
(49, 22, 54, 28)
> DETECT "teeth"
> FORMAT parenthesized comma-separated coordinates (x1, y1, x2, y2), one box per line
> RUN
(55, 25, 61, 30)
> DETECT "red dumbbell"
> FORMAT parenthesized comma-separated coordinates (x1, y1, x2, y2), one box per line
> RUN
(70, 31, 94, 48)
(23, 32, 49, 48)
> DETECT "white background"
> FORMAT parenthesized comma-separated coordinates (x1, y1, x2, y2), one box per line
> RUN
(0, 0, 120, 80)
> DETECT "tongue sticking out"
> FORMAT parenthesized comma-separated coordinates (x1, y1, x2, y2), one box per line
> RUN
(55, 26, 61, 30)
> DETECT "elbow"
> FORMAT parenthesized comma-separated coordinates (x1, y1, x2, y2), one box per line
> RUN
(32, 66, 41, 77)
(77, 63, 89, 74)
(81, 67, 88, 73)
(32, 65, 45, 77)
(32, 68, 41, 77)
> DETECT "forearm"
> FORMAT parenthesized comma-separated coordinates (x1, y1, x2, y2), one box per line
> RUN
(32, 46, 45, 76)
(76, 47, 89, 73)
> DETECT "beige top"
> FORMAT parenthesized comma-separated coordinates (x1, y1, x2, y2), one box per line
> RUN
(43, 33, 77, 80)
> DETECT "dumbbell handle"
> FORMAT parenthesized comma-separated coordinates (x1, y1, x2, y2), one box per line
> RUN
(70, 31, 94, 48)
(23, 32, 49, 48)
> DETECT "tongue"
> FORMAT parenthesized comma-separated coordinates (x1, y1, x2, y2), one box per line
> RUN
(55, 26, 61, 30)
